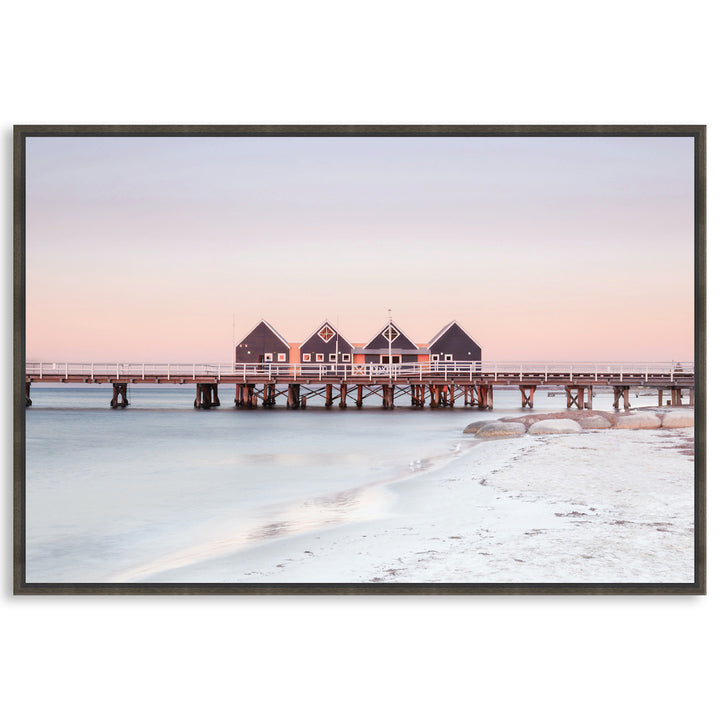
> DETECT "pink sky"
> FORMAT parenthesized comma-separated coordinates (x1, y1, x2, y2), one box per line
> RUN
(25, 135, 695, 362)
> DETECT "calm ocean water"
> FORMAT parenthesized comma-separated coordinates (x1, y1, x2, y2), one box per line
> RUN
(24, 384, 634, 582)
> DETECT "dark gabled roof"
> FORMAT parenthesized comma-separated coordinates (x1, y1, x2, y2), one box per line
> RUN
(238, 319, 290, 348)
(299, 319, 353, 349)
(363, 321, 419, 350)
(427, 320, 482, 350)
(427, 322, 454, 347)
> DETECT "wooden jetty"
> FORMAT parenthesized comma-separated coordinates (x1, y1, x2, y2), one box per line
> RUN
(24, 361, 695, 410)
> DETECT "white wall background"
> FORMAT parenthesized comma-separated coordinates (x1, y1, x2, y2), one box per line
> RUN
(2, 2, 716, 719)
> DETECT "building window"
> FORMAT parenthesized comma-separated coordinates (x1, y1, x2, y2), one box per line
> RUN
(302, 353, 311, 362)
(277, 353, 286, 362)
(342, 353, 351, 362)
(316, 353, 324, 362)
(328, 353, 337, 362)
(431, 354, 440, 362)
(318, 324, 335, 343)
(264, 353, 273, 362)
(444, 354, 453, 362)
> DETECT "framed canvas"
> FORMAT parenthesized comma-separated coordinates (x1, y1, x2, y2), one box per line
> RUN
(13, 125, 706, 595)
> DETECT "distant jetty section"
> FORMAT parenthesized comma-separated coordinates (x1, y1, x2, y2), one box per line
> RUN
(24, 360, 694, 411)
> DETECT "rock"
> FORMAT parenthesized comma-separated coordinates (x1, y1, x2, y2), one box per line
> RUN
(661, 411, 694, 428)
(463, 420, 490, 434)
(527, 419, 583, 435)
(576, 415, 612, 430)
(615, 413, 662, 429)
(476, 421, 527, 438)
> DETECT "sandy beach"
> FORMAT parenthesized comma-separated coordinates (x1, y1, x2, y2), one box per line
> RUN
(139, 407, 695, 584)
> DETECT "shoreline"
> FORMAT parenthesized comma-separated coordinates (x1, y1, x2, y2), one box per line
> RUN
(139, 414, 695, 584)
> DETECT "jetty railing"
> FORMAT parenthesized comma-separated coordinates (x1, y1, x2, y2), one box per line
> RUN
(25, 360, 695, 383)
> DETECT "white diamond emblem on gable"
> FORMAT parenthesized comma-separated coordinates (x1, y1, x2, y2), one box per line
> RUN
(382, 326, 399, 342)
(318, 325, 335, 343)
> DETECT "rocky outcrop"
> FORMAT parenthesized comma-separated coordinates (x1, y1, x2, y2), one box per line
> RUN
(476, 421, 527, 438)
(463, 420, 490, 434)
(528, 419, 583, 435)
(465, 407, 692, 439)
(576, 414, 613, 430)
(661, 411, 694, 428)
(615, 413, 662, 430)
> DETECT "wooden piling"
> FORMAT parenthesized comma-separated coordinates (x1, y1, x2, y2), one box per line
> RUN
(287, 384, 300, 409)
(25, 381, 32, 407)
(325, 384, 333, 408)
(194, 383, 218, 409)
(111, 382, 129, 408)
(383, 384, 394, 409)
(613, 386, 630, 410)
(520, 385, 536, 408)
(340, 384, 347, 408)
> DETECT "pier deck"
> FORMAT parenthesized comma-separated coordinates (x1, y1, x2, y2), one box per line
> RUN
(25, 361, 695, 410)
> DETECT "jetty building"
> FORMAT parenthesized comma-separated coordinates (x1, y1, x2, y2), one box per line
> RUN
(235, 319, 482, 367)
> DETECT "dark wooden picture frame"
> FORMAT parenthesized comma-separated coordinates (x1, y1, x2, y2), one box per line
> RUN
(13, 124, 706, 595)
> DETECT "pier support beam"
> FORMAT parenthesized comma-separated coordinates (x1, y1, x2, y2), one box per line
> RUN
(520, 385, 536, 408)
(474, 384, 493, 410)
(235, 383, 256, 408)
(325, 384, 333, 408)
(339, 384, 347, 408)
(239, 383, 255, 408)
(565, 385, 591, 410)
(689, 387, 694, 406)
(262, 384, 276, 407)
(111, 382, 129, 408)
(356, 385, 363, 408)
(25, 381, 32, 407)
(287, 384, 300, 409)
(382, 384, 394, 409)
(613, 385, 630, 410)
(195, 383, 219, 409)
